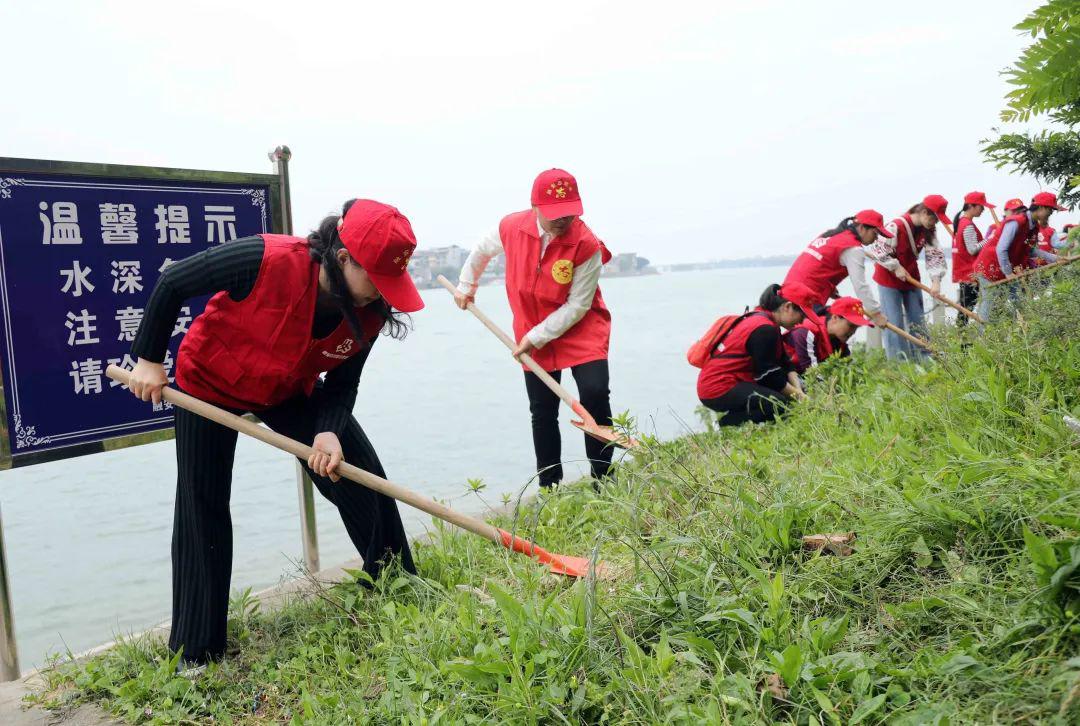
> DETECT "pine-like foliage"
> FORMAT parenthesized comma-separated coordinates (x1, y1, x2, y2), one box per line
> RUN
(1001, 0, 1080, 123)
(983, 1, 1080, 207)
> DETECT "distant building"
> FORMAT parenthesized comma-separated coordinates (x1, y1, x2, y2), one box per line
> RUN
(410, 244, 469, 271)
(607, 252, 637, 274)
(601, 252, 655, 277)
(407, 244, 504, 287)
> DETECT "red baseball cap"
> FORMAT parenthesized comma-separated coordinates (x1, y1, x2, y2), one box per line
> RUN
(777, 281, 820, 321)
(1031, 191, 1067, 211)
(531, 169, 583, 220)
(853, 209, 893, 238)
(1003, 198, 1025, 212)
(923, 194, 951, 225)
(963, 191, 995, 209)
(337, 200, 424, 313)
(828, 297, 873, 327)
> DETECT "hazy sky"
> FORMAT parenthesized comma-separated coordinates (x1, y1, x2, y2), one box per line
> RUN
(1, 1, 1055, 263)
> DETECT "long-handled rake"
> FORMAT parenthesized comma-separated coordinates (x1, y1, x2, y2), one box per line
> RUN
(106, 365, 607, 578)
(436, 275, 638, 449)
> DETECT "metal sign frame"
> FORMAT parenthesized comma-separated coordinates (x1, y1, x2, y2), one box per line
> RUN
(0, 156, 284, 470)
(0, 151, 309, 682)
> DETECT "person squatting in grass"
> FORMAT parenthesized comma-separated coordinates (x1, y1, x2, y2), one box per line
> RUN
(869, 194, 950, 360)
(453, 168, 618, 489)
(124, 199, 423, 666)
(783, 296, 873, 375)
(696, 283, 815, 426)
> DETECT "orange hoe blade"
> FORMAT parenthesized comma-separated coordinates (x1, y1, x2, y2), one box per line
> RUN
(497, 529, 605, 578)
(436, 275, 639, 449)
(568, 401, 637, 449)
(106, 365, 606, 579)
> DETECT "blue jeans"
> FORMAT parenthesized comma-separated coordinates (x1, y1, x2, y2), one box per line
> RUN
(878, 285, 928, 360)
(975, 276, 1020, 324)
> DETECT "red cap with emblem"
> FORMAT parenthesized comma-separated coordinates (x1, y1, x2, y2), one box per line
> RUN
(853, 209, 893, 238)
(1031, 191, 1067, 211)
(337, 199, 424, 313)
(923, 194, 951, 226)
(828, 296, 873, 327)
(777, 280, 820, 321)
(963, 191, 995, 209)
(1003, 198, 1025, 212)
(531, 168, 584, 220)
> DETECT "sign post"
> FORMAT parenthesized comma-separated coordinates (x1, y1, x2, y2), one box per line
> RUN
(0, 504, 17, 680)
(268, 146, 320, 574)
(0, 154, 284, 679)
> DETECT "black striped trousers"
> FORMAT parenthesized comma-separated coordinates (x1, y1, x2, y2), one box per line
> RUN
(168, 390, 415, 663)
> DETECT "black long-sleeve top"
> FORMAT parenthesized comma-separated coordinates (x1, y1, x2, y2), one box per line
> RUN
(131, 236, 371, 436)
(745, 325, 791, 391)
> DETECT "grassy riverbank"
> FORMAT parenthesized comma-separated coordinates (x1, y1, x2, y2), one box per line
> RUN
(34, 267, 1080, 724)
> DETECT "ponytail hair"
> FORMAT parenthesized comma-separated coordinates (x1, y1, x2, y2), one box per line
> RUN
(952, 203, 974, 235)
(307, 199, 411, 341)
(758, 283, 792, 312)
(820, 216, 856, 238)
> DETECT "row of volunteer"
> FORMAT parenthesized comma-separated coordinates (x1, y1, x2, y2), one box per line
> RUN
(692, 190, 1072, 427)
(119, 168, 1068, 667)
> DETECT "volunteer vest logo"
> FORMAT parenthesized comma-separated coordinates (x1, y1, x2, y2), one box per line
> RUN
(546, 180, 573, 199)
(552, 259, 574, 284)
(335, 338, 354, 355)
(805, 237, 828, 261)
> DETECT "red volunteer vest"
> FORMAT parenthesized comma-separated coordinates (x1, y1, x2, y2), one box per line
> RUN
(1034, 227, 1057, 266)
(974, 213, 1037, 282)
(501, 210, 611, 371)
(696, 310, 778, 400)
(782, 315, 838, 374)
(873, 214, 926, 290)
(951, 217, 983, 284)
(176, 235, 383, 410)
(1038, 226, 1056, 254)
(783, 229, 863, 307)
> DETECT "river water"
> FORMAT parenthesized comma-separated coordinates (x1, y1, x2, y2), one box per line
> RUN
(2, 265, 957, 669)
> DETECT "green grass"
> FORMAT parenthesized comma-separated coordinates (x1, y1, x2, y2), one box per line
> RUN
(32, 268, 1080, 724)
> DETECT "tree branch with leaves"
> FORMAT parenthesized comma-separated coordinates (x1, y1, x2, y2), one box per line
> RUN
(982, 0, 1080, 206)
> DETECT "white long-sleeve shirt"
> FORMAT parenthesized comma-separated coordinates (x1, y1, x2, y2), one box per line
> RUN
(867, 219, 947, 281)
(961, 218, 985, 256)
(458, 217, 603, 348)
(837, 246, 880, 314)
